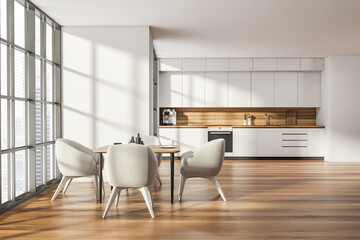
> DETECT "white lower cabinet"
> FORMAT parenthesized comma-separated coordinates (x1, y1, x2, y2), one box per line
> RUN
(307, 129, 325, 157)
(158, 128, 207, 156)
(233, 129, 258, 156)
(159, 127, 324, 158)
(258, 129, 282, 156)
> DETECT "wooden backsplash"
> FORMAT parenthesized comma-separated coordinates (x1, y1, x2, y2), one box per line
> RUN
(159, 108, 316, 126)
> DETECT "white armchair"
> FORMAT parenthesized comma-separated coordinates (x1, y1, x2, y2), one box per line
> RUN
(142, 135, 163, 186)
(51, 139, 100, 201)
(179, 139, 227, 201)
(102, 144, 158, 218)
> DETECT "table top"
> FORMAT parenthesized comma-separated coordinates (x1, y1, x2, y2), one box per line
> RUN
(93, 145, 181, 154)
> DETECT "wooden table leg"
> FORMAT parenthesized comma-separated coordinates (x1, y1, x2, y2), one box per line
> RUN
(99, 153, 103, 203)
(170, 152, 174, 204)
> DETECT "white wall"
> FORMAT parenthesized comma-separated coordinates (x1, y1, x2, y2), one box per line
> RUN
(62, 26, 153, 180)
(318, 56, 360, 162)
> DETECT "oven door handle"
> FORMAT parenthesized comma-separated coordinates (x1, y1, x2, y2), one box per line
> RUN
(209, 132, 232, 135)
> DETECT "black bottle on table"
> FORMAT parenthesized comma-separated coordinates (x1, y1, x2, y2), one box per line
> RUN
(136, 133, 141, 144)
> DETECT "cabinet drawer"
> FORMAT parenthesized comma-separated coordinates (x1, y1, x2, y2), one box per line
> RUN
(282, 135, 307, 140)
(282, 141, 307, 147)
(282, 147, 308, 156)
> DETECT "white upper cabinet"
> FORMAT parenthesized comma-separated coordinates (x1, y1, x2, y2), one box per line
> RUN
(300, 58, 324, 71)
(159, 59, 182, 71)
(274, 72, 298, 107)
(251, 72, 275, 107)
(205, 72, 228, 107)
(253, 58, 277, 70)
(159, 72, 182, 107)
(182, 72, 205, 107)
(298, 72, 321, 107)
(205, 59, 229, 71)
(182, 58, 206, 71)
(277, 58, 300, 71)
(228, 72, 251, 107)
(229, 58, 253, 71)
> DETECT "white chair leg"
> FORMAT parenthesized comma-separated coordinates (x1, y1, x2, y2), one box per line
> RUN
(102, 175, 105, 196)
(51, 176, 70, 201)
(103, 187, 120, 219)
(146, 188, 153, 208)
(156, 172, 162, 185)
(62, 178, 73, 194)
(93, 175, 99, 201)
(139, 187, 155, 218)
(178, 174, 187, 201)
(115, 189, 123, 207)
(208, 176, 227, 202)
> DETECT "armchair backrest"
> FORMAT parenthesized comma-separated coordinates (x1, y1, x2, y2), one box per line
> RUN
(106, 144, 158, 188)
(55, 138, 97, 177)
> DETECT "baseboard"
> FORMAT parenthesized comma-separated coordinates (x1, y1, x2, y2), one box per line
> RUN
(162, 156, 324, 160)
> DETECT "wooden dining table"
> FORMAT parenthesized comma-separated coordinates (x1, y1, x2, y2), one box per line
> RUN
(93, 144, 181, 204)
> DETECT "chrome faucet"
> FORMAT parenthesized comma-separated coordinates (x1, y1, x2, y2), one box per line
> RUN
(265, 113, 270, 126)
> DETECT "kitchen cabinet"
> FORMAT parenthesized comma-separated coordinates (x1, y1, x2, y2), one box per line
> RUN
(228, 72, 251, 107)
(277, 58, 300, 71)
(229, 58, 253, 71)
(233, 128, 258, 156)
(158, 128, 207, 156)
(274, 72, 298, 107)
(300, 58, 324, 71)
(258, 129, 282, 156)
(182, 58, 206, 71)
(253, 58, 277, 70)
(159, 72, 182, 107)
(159, 59, 182, 71)
(298, 72, 321, 107)
(206, 59, 229, 71)
(307, 129, 325, 156)
(182, 72, 205, 107)
(251, 72, 275, 107)
(205, 72, 228, 107)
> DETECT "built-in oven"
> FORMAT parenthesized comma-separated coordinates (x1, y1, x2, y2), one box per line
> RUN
(207, 126, 233, 156)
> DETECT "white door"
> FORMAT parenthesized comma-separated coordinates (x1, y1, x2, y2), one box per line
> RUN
(205, 72, 228, 107)
(228, 72, 251, 107)
(275, 72, 297, 107)
(182, 72, 205, 107)
(159, 72, 182, 107)
(233, 128, 258, 156)
(307, 129, 325, 157)
(251, 72, 275, 107)
(298, 72, 321, 107)
(258, 129, 282, 156)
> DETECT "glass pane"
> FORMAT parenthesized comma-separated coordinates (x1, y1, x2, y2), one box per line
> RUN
(46, 23, 53, 60)
(14, 0, 25, 48)
(15, 150, 26, 197)
(0, 0, 7, 39)
(46, 144, 53, 181)
(35, 102, 42, 144)
(14, 50, 26, 98)
(1, 154, 9, 203)
(1, 99, 8, 150)
(15, 101, 26, 147)
(35, 58, 41, 100)
(35, 147, 42, 186)
(46, 63, 53, 101)
(1, 43, 7, 95)
(46, 104, 53, 141)
(35, 16, 41, 55)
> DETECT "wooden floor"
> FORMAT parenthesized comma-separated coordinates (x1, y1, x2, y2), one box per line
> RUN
(1, 160, 360, 239)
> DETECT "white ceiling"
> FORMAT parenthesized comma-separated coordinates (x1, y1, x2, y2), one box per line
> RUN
(31, 0, 360, 58)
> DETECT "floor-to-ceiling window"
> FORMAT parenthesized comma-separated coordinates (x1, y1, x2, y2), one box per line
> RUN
(0, 0, 61, 211)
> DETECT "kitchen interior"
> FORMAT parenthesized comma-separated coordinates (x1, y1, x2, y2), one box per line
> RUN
(158, 58, 325, 158)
